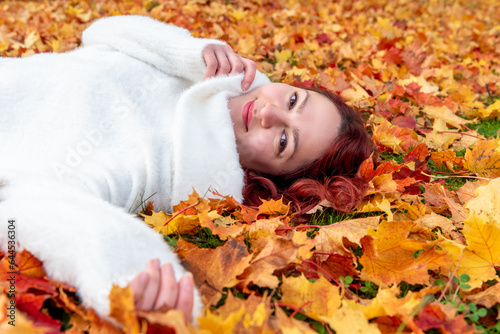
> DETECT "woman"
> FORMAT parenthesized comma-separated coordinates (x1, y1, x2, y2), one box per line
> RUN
(0, 15, 372, 323)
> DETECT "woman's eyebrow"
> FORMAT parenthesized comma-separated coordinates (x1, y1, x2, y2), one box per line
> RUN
(288, 91, 310, 162)
(298, 90, 310, 114)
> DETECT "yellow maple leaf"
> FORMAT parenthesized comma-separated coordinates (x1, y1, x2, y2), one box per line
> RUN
(143, 211, 200, 235)
(358, 194, 394, 221)
(422, 105, 468, 129)
(367, 173, 399, 195)
(257, 198, 290, 216)
(275, 49, 292, 63)
(108, 285, 140, 334)
(198, 305, 246, 332)
(199, 293, 273, 332)
(321, 301, 381, 334)
(138, 310, 198, 334)
(477, 100, 500, 118)
(236, 35, 256, 55)
(441, 213, 500, 289)
(464, 139, 500, 178)
(352, 285, 440, 320)
(280, 274, 341, 322)
(424, 118, 458, 150)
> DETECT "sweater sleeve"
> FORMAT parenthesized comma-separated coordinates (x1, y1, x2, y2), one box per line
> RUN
(82, 15, 228, 83)
(0, 172, 202, 320)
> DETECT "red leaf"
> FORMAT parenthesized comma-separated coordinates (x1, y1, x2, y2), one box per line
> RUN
(415, 303, 475, 334)
(405, 143, 429, 163)
(316, 33, 333, 45)
(15, 293, 62, 333)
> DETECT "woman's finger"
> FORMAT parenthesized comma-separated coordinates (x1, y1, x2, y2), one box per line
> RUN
(153, 263, 178, 310)
(137, 259, 161, 310)
(203, 46, 218, 80)
(213, 47, 232, 76)
(175, 273, 194, 323)
(129, 272, 150, 306)
(227, 52, 244, 75)
(241, 58, 257, 91)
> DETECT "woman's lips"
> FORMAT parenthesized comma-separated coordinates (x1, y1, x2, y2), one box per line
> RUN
(242, 100, 255, 131)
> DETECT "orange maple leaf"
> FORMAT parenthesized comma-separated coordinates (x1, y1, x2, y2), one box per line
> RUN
(359, 221, 450, 286)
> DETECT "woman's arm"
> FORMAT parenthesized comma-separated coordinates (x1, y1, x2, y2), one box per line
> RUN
(0, 171, 201, 321)
(82, 15, 229, 83)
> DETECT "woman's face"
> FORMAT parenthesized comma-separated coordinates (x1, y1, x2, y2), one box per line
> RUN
(228, 83, 342, 175)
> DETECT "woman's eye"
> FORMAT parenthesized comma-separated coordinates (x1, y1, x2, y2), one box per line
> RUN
(289, 92, 298, 109)
(279, 131, 288, 153)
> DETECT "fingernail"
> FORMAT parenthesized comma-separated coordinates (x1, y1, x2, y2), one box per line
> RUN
(163, 262, 174, 274)
(153, 259, 160, 269)
(242, 82, 250, 91)
(182, 272, 194, 287)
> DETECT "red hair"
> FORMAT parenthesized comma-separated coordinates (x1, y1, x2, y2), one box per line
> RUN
(242, 88, 374, 214)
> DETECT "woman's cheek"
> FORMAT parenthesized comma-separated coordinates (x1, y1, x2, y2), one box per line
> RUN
(241, 136, 268, 166)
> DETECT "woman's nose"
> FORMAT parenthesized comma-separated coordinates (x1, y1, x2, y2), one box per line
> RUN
(259, 103, 286, 128)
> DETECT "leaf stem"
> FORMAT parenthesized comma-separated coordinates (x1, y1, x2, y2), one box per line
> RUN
(429, 170, 468, 175)
(421, 171, 490, 181)
(437, 248, 465, 303)
(440, 186, 467, 220)
(438, 131, 481, 139)
(275, 224, 322, 232)
(288, 301, 312, 318)
(163, 200, 200, 227)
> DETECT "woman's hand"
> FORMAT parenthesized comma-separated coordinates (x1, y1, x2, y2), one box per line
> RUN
(129, 259, 194, 323)
(203, 44, 257, 91)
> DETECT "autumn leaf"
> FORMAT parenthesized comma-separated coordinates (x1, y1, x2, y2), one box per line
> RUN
(359, 221, 451, 286)
(280, 274, 341, 322)
(441, 213, 500, 289)
(257, 198, 290, 217)
(239, 236, 300, 289)
(314, 216, 380, 258)
(323, 301, 382, 334)
(465, 282, 500, 308)
(464, 178, 500, 223)
(359, 156, 403, 179)
(414, 303, 475, 334)
(108, 285, 140, 334)
(358, 194, 394, 221)
(464, 139, 500, 178)
(357, 286, 440, 321)
(372, 120, 420, 154)
(429, 150, 464, 169)
(199, 293, 272, 332)
(176, 237, 252, 293)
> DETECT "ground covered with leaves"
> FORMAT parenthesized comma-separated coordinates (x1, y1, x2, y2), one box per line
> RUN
(1, 0, 500, 333)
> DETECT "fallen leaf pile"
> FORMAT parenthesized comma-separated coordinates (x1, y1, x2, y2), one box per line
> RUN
(1, 0, 500, 333)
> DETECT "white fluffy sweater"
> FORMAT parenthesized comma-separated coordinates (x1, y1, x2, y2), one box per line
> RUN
(0, 15, 269, 318)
